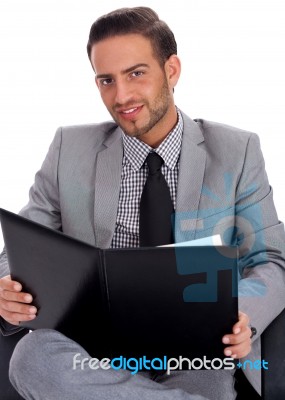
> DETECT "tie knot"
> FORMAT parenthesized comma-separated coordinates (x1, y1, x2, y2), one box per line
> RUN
(145, 152, 163, 175)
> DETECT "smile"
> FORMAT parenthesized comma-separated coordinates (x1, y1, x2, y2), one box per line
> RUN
(118, 106, 143, 120)
(122, 108, 138, 114)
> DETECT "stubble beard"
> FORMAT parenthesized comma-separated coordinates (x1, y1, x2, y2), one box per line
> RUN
(112, 79, 172, 139)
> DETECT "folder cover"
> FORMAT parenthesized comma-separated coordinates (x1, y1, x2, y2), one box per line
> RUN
(0, 208, 238, 362)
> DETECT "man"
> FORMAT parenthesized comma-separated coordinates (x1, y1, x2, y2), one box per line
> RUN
(0, 6, 284, 400)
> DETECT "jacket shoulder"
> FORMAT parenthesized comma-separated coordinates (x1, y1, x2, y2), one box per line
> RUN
(59, 121, 119, 142)
(195, 118, 259, 143)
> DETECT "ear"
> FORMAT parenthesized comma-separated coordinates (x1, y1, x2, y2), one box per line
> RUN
(164, 55, 181, 89)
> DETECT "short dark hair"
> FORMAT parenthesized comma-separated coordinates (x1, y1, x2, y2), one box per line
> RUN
(87, 7, 177, 67)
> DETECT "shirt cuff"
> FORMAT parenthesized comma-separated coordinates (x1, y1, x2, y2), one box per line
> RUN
(0, 317, 24, 336)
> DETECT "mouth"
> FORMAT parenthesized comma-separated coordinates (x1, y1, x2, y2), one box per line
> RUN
(117, 105, 143, 120)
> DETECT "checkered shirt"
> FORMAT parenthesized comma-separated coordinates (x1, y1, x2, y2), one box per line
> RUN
(110, 110, 183, 248)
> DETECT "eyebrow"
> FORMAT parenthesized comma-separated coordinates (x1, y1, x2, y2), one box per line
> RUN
(96, 63, 150, 79)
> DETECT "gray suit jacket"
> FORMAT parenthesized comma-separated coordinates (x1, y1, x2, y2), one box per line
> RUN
(1, 111, 285, 393)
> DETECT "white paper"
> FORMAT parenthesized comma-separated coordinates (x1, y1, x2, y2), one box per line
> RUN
(161, 234, 222, 247)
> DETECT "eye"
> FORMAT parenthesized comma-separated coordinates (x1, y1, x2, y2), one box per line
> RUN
(99, 78, 114, 87)
(130, 71, 144, 78)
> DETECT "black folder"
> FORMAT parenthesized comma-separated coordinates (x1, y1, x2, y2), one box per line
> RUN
(0, 208, 238, 362)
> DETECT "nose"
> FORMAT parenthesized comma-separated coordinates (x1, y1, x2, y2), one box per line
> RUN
(114, 79, 133, 106)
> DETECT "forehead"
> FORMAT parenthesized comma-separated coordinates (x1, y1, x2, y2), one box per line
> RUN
(90, 34, 158, 73)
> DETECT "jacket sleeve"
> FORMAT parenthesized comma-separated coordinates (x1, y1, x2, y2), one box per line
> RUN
(236, 132, 285, 336)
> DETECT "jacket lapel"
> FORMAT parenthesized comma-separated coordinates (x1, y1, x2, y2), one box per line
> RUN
(93, 127, 123, 248)
(175, 112, 206, 242)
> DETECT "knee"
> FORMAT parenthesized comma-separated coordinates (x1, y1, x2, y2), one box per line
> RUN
(9, 329, 60, 386)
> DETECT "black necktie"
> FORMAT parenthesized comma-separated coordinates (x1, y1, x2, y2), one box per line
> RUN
(139, 152, 174, 247)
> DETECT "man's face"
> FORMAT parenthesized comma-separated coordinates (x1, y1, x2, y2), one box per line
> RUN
(90, 34, 179, 142)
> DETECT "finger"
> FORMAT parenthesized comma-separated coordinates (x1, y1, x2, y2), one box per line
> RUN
(222, 311, 249, 339)
(222, 326, 251, 345)
(0, 276, 22, 292)
(222, 314, 250, 343)
(0, 289, 33, 303)
(0, 300, 37, 325)
(0, 298, 37, 315)
(224, 340, 251, 359)
(1, 309, 37, 324)
(232, 311, 249, 334)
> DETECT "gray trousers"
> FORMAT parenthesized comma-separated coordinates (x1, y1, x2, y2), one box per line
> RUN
(9, 330, 236, 400)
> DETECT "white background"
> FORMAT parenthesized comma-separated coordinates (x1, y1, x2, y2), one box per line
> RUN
(1, 0, 285, 248)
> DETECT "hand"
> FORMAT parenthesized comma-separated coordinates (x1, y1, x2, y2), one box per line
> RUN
(0, 275, 37, 326)
(222, 311, 252, 359)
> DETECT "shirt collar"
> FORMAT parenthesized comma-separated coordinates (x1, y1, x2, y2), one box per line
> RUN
(122, 109, 183, 171)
